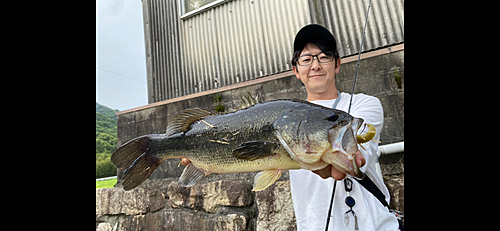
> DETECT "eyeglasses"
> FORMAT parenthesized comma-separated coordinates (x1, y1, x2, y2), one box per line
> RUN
(295, 51, 335, 66)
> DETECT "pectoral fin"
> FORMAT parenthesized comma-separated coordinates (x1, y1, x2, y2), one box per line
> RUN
(179, 163, 209, 187)
(233, 141, 279, 161)
(252, 170, 284, 191)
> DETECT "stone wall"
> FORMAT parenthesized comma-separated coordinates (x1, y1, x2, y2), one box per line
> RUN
(96, 48, 404, 230)
(96, 180, 298, 230)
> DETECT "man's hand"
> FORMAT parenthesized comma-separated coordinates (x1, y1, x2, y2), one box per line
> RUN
(181, 158, 191, 166)
(312, 150, 365, 180)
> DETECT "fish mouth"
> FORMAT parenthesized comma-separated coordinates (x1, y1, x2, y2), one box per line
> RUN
(323, 118, 365, 179)
(321, 151, 364, 179)
(346, 118, 365, 179)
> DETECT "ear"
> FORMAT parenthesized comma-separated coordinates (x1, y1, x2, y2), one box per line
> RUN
(293, 65, 300, 79)
(335, 58, 341, 74)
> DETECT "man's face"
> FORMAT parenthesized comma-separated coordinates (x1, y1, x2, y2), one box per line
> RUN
(293, 43, 341, 97)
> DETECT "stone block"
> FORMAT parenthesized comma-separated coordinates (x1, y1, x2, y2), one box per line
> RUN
(255, 180, 297, 231)
(161, 209, 251, 231)
(96, 187, 165, 215)
(96, 222, 112, 231)
(211, 213, 250, 231)
(120, 212, 164, 231)
(167, 179, 253, 213)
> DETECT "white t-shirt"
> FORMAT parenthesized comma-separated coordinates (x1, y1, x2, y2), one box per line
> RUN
(289, 92, 399, 231)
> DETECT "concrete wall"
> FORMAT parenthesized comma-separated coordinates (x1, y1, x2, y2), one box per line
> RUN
(96, 46, 404, 230)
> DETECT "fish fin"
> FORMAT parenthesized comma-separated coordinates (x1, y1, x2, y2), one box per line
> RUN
(232, 141, 279, 161)
(166, 108, 214, 136)
(111, 135, 164, 191)
(238, 92, 260, 110)
(179, 163, 209, 187)
(252, 170, 284, 191)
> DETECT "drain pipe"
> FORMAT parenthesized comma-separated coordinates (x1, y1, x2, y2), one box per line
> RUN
(378, 141, 404, 155)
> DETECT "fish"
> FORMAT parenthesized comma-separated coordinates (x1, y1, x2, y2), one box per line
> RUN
(111, 94, 374, 191)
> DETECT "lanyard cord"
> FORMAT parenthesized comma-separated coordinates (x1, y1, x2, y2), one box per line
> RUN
(325, 0, 372, 230)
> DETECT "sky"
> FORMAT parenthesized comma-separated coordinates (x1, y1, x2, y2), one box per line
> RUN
(96, 0, 148, 111)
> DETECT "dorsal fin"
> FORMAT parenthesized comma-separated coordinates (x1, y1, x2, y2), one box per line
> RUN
(238, 92, 260, 110)
(166, 108, 213, 136)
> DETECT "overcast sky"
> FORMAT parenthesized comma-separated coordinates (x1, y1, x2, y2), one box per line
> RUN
(96, 0, 148, 111)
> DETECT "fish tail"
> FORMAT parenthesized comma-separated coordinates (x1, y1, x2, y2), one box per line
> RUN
(111, 135, 165, 191)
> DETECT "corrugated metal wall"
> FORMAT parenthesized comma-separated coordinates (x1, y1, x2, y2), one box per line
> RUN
(143, 0, 184, 102)
(322, 0, 404, 57)
(180, 0, 311, 94)
(142, 0, 404, 103)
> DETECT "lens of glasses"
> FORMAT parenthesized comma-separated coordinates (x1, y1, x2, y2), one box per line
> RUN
(296, 52, 334, 66)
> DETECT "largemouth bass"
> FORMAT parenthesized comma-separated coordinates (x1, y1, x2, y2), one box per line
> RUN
(111, 96, 373, 191)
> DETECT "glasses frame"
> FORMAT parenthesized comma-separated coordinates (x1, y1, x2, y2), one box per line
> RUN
(295, 51, 336, 66)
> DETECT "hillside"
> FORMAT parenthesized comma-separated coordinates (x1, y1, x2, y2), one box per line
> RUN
(96, 102, 118, 120)
(96, 103, 119, 178)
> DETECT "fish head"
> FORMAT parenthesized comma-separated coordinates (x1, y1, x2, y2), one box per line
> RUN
(274, 107, 365, 178)
(274, 109, 331, 166)
(274, 109, 352, 169)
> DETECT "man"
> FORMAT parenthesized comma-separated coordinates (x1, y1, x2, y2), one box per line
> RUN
(289, 24, 398, 230)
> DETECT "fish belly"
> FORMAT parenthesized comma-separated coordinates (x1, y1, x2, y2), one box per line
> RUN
(189, 151, 301, 175)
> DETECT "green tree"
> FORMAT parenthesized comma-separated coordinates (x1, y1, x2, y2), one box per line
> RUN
(96, 103, 119, 178)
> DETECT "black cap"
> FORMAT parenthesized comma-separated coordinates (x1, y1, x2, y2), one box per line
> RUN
(293, 24, 337, 53)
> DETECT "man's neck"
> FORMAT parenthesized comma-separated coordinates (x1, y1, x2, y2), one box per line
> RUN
(307, 88, 339, 101)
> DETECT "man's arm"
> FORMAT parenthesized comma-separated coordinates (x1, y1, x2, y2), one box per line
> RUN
(349, 94, 384, 174)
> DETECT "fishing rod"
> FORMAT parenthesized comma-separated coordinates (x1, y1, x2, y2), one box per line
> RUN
(348, 0, 372, 115)
(325, 0, 372, 230)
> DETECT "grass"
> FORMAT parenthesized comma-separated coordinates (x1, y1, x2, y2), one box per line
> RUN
(96, 178, 117, 189)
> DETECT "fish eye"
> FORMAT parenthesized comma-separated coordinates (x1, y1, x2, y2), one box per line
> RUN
(326, 114, 338, 121)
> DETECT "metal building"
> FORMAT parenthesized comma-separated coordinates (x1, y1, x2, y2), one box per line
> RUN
(142, 0, 404, 103)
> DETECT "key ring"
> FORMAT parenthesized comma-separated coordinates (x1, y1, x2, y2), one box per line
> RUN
(344, 178, 353, 192)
